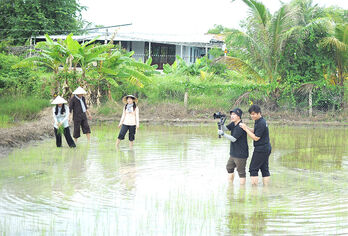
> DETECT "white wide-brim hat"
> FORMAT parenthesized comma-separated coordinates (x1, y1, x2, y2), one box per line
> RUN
(51, 96, 67, 105)
(122, 95, 138, 104)
(72, 86, 87, 95)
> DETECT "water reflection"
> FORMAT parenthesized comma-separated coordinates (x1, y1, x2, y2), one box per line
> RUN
(273, 126, 347, 171)
(0, 124, 347, 235)
(225, 184, 270, 235)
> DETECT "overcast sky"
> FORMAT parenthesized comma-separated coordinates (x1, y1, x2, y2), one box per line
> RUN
(80, 0, 347, 35)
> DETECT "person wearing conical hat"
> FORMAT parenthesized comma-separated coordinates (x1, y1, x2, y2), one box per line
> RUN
(116, 95, 139, 149)
(69, 86, 92, 143)
(52, 96, 76, 148)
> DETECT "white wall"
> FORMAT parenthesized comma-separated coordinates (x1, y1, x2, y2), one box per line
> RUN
(131, 41, 145, 62)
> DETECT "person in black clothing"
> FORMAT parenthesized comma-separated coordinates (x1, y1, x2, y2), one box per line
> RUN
(69, 87, 92, 143)
(239, 105, 271, 186)
(218, 108, 249, 185)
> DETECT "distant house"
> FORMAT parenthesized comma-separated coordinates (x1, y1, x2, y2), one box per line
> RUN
(34, 28, 224, 69)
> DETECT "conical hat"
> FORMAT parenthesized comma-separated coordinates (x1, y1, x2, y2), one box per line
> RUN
(122, 95, 138, 104)
(72, 86, 87, 95)
(51, 96, 67, 105)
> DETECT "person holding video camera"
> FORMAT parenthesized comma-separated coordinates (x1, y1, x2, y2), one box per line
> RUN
(217, 108, 249, 185)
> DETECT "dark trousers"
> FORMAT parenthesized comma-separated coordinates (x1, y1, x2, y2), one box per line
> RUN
(249, 150, 271, 177)
(118, 125, 136, 141)
(54, 127, 76, 147)
(73, 117, 91, 139)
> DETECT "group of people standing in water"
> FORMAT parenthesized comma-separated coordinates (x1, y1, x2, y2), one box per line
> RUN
(218, 105, 271, 186)
(52, 87, 270, 185)
(51, 87, 139, 149)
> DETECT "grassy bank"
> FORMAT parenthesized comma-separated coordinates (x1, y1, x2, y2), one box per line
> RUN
(0, 97, 50, 128)
(94, 100, 348, 124)
(111, 74, 268, 110)
(100, 74, 347, 122)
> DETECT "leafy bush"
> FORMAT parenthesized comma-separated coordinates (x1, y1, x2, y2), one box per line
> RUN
(0, 53, 51, 98)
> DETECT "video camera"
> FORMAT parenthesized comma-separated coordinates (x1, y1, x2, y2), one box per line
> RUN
(213, 112, 227, 138)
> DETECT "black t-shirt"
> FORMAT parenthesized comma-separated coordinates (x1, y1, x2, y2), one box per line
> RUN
(253, 117, 271, 152)
(69, 96, 88, 121)
(226, 121, 249, 158)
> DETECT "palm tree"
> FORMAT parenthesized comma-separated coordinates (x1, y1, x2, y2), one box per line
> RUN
(319, 23, 347, 108)
(225, 0, 300, 82)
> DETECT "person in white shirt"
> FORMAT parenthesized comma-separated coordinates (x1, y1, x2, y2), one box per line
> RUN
(116, 95, 139, 149)
(52, 96, 76, 148)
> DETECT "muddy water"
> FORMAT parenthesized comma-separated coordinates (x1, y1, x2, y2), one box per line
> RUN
(0, 124, 347, 235)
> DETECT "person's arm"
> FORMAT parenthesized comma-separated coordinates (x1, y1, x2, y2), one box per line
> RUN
(82, 97, 91, 119)
(118, 108, 125, 128)
(239, 123, 260, 141)
(52, 107, 58, 126)
(222, 122, 233, 131)
(244, 128, 260, 141)
(61, 106, 69, 124)
(218, 130, 237, 142)
(238, 122, 254, 132)
(135, 107, 139, 128)
(69, 98, 74, 122)
(86, 109, 92, 119)
(221, 124, 229, 131)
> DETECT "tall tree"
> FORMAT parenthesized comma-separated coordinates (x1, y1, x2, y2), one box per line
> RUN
(319, 23, 348, 108)
(0, 0, 85, 44)
(226, 0, 300, 82)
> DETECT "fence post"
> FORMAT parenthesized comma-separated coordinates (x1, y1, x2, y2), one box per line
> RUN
(309, 87, 313, 117)
(184, 91, 188, 109)
(29, 36, 32, 58)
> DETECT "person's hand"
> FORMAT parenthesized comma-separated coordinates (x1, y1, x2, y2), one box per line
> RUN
(58, 122, 62, 127)
(239, 123, 247, 130)
(218, 130, 224, 136)
(118, 124, 122, 128)
(88, 114, 92, 120)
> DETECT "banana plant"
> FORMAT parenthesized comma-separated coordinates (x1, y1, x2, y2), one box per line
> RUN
(13, 34, 68, 93)
(13, 34, 67, 74)
(99, 50, 153, 89)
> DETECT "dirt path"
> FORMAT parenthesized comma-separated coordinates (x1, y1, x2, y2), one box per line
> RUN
(0, 107, 53, 157)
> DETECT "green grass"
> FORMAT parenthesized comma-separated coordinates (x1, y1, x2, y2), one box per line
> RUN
(0, 114, 12, 128)
(96, 101, 123, 116)
(0, 96, 50, 126)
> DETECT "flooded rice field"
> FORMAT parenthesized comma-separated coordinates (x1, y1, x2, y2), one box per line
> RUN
(0, 124, 347, 235)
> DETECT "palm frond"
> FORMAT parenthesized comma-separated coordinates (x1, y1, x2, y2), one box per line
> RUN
(215, 56, 264, 82)
(122, 67, 149, 83)
(128, 76, 144, 88)
(335, 23, 348, 45)
(241, 0, 270, 28)
(104, 77, 119, 88)
(81, 36, 100, 48)
(320, 36, 347, 52)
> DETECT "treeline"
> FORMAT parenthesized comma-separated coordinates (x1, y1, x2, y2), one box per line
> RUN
(208, 0, 347, 111)
(0, 0, 85, 44)
(0, 0, 346, 121)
